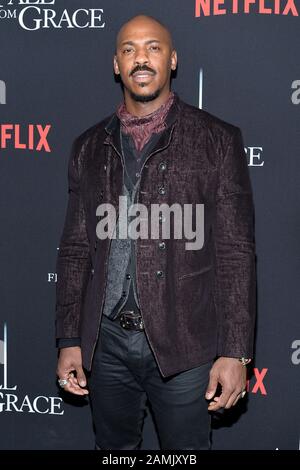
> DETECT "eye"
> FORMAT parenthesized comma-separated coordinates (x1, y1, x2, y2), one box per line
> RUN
(149, 45, 160, 51)
(123, 48, 133, 54)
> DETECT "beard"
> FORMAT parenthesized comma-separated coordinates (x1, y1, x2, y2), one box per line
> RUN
(129, 86, 161, 103)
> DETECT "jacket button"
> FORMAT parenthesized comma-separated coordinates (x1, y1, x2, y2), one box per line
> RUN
(91, 268, 94, 276)
(158, 185, 166, 195)
(126, 273, 131, 279)
(159, 214, 166, 223)
(104, 165, 107, 171)
(156, 270, 164, 278)
(158, 162, 167, 171)
(122, 290, 126, 297)
(158, 241, 166, 250)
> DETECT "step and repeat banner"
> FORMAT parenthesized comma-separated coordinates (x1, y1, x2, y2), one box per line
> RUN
(0, 0, 299, 450)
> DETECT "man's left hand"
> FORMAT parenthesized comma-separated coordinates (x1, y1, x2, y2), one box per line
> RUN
(205, 357, 247, 411)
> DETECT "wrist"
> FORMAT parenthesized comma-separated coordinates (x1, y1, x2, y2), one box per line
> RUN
(238, 357, 252, 366)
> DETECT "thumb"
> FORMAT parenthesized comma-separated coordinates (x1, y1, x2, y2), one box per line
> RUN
(76, 366, 87, 387)
(205, 373, 218, 400)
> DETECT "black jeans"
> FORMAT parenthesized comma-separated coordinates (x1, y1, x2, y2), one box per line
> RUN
(88, 314, 213, 450)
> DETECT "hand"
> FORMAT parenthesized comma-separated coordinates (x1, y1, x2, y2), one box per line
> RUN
(205, 357, 247, 411)
(56, 346, 89, 396)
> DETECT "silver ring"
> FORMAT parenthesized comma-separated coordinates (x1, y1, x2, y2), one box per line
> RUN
(58, 378, 69, 388)
(241, 390, 247, 398)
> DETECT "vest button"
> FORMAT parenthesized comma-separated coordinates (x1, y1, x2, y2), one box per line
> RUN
(158, 241, 166, 250)
(126, 273, 131, 279)
(156, 270, 164, 278)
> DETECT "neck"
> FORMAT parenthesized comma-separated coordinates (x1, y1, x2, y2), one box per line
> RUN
(123, 88, 172, 117)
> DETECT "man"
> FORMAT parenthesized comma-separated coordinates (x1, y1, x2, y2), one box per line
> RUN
(55, 15, 256, 450)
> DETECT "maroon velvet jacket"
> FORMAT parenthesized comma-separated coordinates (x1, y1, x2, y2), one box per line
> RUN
(55, 93, 256, 377)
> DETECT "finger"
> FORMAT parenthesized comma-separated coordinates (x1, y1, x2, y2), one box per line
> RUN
(205, 373, 219, 400)
(57, 369, 80, 391)
(67, 373, 82, 390)
(57, 372, 88, 395)
(232, 394, 241, 406)
(232, 389, 247, 406)
(224, 391, 240, 409)
(68, 372, 80, 386)
(59, 378, 89, 396)
(207, 395, 220, 410)
(65, 382, 88, 395)
(57, 366, 88, 395)
(208, 387, 232, 411)
(76, 366, 87, 388)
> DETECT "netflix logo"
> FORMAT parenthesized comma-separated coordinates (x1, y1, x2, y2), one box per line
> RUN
(0, 124, 51, 152)
(195, 0, 299, 17)
(246, 367, 268, 395)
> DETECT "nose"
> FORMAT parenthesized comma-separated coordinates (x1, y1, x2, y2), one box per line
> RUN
(134, 47, 149, 65)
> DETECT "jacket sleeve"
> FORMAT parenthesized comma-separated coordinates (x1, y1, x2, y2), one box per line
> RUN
(55, 137, 92, 340)
(56, 337, 81, 349)
(214, 126, 256, 359)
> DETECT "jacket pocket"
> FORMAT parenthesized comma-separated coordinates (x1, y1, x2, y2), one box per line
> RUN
(178, 264, 212, 280)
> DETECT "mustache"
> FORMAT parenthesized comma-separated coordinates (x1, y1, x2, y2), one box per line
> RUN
(130, 65, 156, 76)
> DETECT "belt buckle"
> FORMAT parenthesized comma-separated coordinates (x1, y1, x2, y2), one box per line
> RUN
(119, 310, 144, 330)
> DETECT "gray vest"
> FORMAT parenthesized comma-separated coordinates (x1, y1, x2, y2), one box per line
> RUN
(101, 130, 162, 319)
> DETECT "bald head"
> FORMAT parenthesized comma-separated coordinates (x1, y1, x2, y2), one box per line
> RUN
(116, 15, 173, 52)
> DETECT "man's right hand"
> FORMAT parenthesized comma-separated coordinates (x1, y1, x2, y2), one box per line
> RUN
(56, 346, 89, 396)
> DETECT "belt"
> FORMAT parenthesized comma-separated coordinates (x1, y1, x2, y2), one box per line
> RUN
(117, 310, 144, 331)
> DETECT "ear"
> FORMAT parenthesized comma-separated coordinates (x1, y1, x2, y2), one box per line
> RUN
(170, 49, 178, 71)
(113, 55, 120, 75)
